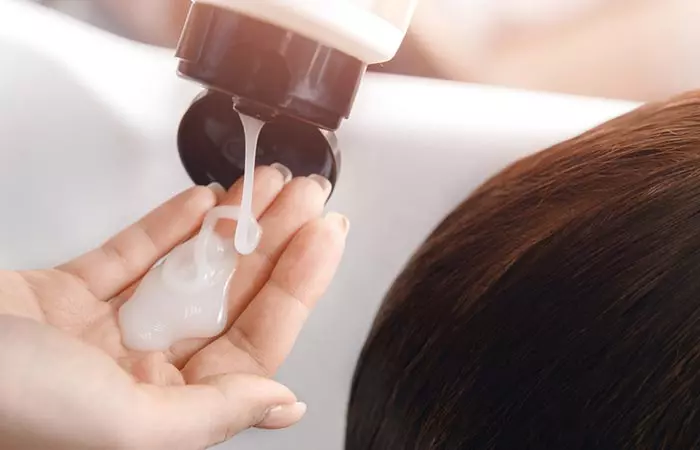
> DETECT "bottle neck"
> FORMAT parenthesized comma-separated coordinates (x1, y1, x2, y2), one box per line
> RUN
(175, 2, 367, 131)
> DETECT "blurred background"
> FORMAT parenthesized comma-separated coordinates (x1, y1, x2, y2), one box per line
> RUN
(30, 0, 700, 102)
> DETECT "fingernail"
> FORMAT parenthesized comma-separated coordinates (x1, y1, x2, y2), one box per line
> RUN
(271, 163, 293, 184)
(308, 174, 332, 196)
(207, 182, 226, 199)
(258, 402, 307, 429)
(325, 212, 350, 236)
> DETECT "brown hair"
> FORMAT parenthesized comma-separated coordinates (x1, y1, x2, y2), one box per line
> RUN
(347, 91, 700, 449)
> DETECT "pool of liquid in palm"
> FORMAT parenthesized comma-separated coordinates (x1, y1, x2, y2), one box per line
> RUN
(118, 114, 265, 352)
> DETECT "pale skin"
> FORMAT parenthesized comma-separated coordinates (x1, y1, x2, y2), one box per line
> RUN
(0, 165, 348, 450)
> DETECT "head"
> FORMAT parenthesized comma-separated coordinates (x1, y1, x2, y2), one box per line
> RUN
(347, 91, 700, 449)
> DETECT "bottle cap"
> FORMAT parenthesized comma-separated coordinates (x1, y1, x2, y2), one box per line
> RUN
(177, 90, 341, 191)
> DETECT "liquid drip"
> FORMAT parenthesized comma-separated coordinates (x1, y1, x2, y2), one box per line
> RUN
(119, 113, 265, 351)
(235, 114, 264, 255)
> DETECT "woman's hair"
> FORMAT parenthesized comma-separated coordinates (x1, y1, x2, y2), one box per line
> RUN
(347, 91, 700, 449)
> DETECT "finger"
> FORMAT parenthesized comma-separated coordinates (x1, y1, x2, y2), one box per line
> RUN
(58, 186, 218, 301)
(254, 174, 332, 267)
(164, 165, 291, 365)
(215, 163, 292, 237)
(136, 374, 304, 449)
(182, 212, 348, 381)
(167, 172, 329, 368)
(214, 175, 332, 331)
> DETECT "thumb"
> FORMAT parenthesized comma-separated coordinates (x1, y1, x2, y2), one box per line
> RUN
(136, 373, 306, 449)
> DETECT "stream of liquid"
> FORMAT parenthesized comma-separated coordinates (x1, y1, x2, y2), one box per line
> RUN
(234, 114, 265, 255)
(118, 113, 265, 351)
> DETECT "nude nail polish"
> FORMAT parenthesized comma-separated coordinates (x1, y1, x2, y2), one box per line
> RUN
(325, 212, 350, 235)
(308, 174, 332, 196)
(257, 402, 308, 429)
(207, 182, 226, 198)
(271, 163, 293, 183)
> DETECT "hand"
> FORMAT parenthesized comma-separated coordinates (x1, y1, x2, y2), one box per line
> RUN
(0, 166, 348, 450)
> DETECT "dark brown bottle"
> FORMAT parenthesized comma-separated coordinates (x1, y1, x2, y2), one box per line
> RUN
(175, 2, 362, 193)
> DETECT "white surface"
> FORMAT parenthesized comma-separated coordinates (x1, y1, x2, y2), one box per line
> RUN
(0, 1, 638, 448)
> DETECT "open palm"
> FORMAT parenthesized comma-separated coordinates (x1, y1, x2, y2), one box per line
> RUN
(0, 166, 347, 450)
